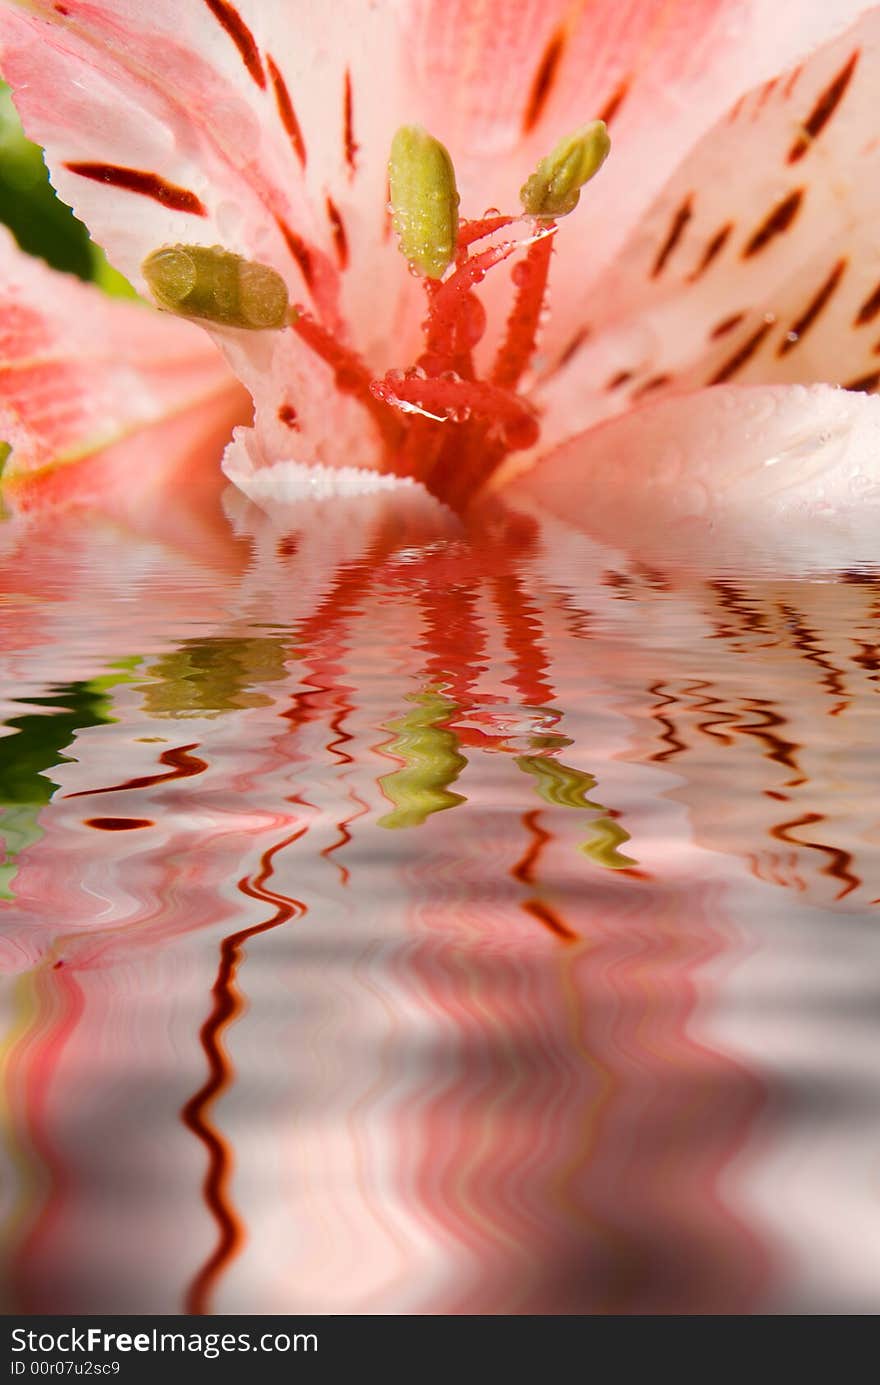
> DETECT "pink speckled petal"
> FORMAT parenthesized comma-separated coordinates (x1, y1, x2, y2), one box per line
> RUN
(401, 0, 878, 357)
(535, 7, 880, 448)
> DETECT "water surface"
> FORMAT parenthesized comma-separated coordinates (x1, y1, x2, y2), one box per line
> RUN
(2, 484, 879, 1315)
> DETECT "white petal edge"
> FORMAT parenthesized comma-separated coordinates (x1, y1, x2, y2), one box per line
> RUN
(221, 425, 454, 524)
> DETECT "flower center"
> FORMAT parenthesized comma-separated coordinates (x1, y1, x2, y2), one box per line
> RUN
(142, 122, 610, 511)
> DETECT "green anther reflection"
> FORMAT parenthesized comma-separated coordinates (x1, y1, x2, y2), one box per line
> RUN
(388, 125, 460, 279)
(580, 814, 638, 871)
(520, 120, 611, 219)
(516, 753, 637, 868)
(142, 244, 289, 329)
(378, 688, 467, 829)
(141, 638, 289, 719)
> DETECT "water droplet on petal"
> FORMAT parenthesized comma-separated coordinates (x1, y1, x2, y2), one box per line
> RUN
(670, 481, 710, 517)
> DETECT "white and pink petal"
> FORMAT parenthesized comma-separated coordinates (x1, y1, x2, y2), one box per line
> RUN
(0, 226, 247, 516)
(536, 7, 880, 447)
(509, 383, 880, 574)
(400, 0, 879, 354)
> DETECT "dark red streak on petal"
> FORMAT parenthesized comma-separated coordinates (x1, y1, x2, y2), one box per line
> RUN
(275, 215, 315, 288)
(183, 828, 308, 1315)
(343, 70, 359, 174)
(710, 311, 745, 339)
(555, 325, 591, 371)
(688, 222, 733, 282)
(277, 403, 299, 429)
(853, 279, 880, 326)
(651, 196, 693, 278)
(728, 93, 747, 123)
(523, 27, 567, 133)
(631, 373, 671, 398)
(782, 64, 803, 99)
(598, 78, 630, 126)
(605, 369, 633, 390)
(709, 319, 774, 383)
(84, 817, 154, 830)
(753, 77, 778, 116)
(64, 743, 207, 797)
(64, 163, 206, 215)
(777, 257, 847, 356)
(203, 0, 265, 88)
(266, 55, 306, 167)
(325, 196, 349, 269)
(523, 898, 578, 943)
(844, 370, 880, 393)
(742, 188, 804, 257)
(787, 50, 859, 163)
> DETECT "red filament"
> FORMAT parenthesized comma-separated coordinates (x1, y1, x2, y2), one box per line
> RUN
(286, 211, 558, 504)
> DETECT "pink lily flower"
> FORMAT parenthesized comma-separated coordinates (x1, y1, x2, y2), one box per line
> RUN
(8, 2, 880, 1319)
(2, 0, 880, 566)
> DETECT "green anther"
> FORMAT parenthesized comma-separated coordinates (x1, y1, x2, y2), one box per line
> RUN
(520, 120, 611, 219)
(378, 688, 467, 828)
(142, 244, 289, 329)
(388, 125, 460, 280)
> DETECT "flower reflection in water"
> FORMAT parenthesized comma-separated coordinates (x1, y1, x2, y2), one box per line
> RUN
(3, 482, 880, 1315)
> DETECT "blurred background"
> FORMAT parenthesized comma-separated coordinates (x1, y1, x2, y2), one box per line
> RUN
(0, 77, 132, 294)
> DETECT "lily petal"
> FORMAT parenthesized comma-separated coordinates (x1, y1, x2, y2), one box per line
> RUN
(0, 1, 418, 471)
(509, 383, 880, 574)
(538, 7, 880, 444)
(0, 226, 248, 519)
(3, 0, 875, 481)
(403, 1, 878, 349)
